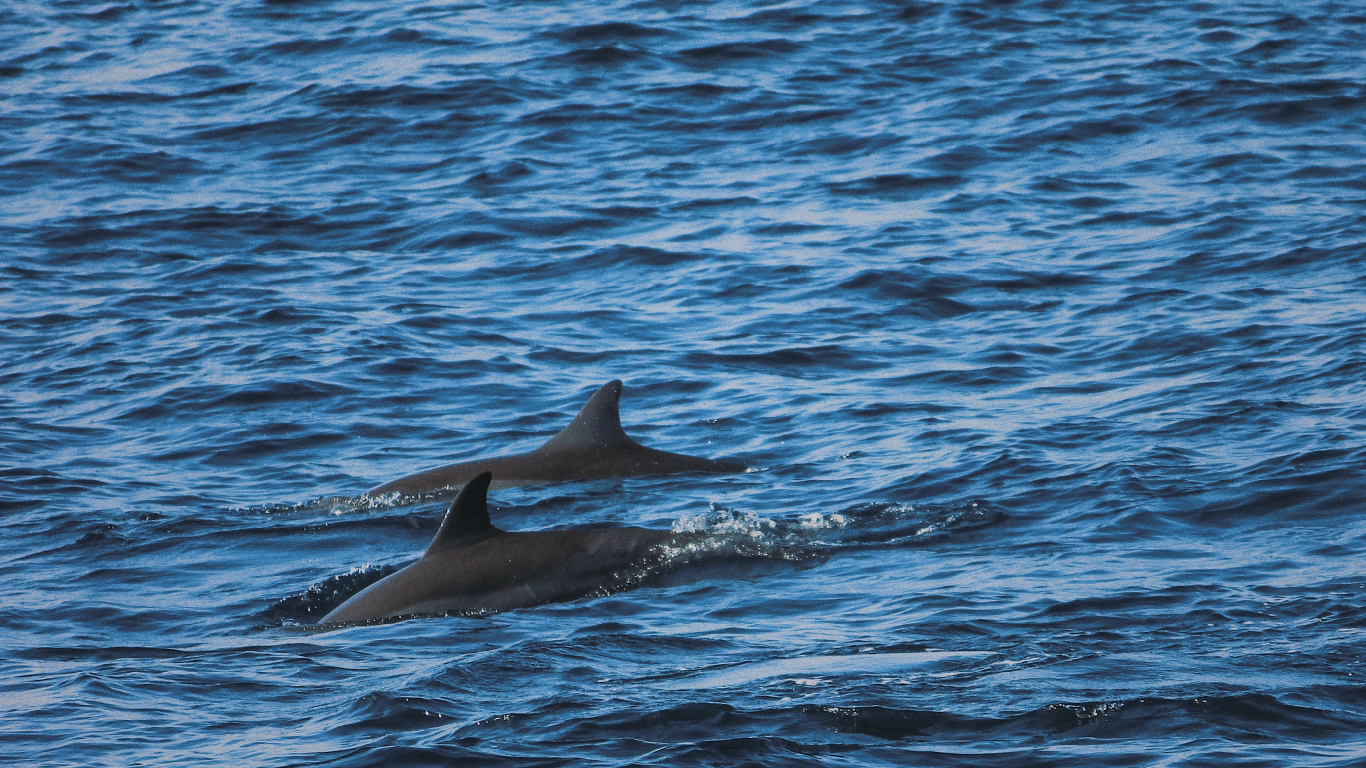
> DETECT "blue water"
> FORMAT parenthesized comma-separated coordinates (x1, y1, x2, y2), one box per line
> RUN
(4, 0, 1366, 764)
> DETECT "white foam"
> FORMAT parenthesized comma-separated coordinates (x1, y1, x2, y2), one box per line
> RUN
(670, 651, 994, 689)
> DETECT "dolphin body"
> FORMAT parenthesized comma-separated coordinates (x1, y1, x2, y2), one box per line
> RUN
(366, 380, 747, 497)
(322, 472, 686, 624)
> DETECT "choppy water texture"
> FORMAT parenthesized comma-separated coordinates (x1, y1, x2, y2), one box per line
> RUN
(4, 0, 1366, 765)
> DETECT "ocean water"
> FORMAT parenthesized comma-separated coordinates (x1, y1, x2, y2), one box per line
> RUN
(3, 0, 1366, 765)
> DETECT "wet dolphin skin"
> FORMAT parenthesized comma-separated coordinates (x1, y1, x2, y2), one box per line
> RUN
(366, 380, 747, 496)
(325, 472, 688, 624)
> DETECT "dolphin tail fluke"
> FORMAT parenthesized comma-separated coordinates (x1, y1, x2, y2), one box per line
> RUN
(536, 380, 634, 452)
(427, 472, 498, 553)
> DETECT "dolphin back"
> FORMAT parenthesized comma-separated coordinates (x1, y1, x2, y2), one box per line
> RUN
(364, 380, 747, 497)
(321, 473, 681, 625)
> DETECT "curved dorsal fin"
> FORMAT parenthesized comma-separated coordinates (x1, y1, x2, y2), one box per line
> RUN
(536, 380, 635, 452)
(426, 472, 498, 554)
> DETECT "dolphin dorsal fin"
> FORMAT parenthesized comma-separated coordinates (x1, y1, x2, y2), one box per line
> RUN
(536, 380, 634, 452)
(427, 472, 498, 553)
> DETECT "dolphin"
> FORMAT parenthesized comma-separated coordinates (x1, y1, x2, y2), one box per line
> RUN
(365, 380, 747, 497)
(322, 472, 689, 624)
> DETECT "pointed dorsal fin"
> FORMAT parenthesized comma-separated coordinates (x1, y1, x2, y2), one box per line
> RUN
(426, 472, 498, 554)
(536, 380, 635, 452)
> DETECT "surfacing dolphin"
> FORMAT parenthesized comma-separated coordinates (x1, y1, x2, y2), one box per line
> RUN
(323, 472, 690, 625)
(366, 380, 747, 497)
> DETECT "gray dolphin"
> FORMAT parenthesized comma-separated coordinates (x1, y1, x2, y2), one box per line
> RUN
(366, 380, 747, 497)
(323, 472, 688, 624)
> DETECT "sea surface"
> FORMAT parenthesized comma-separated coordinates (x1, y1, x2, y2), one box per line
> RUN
(4, 0, 1366, 765)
